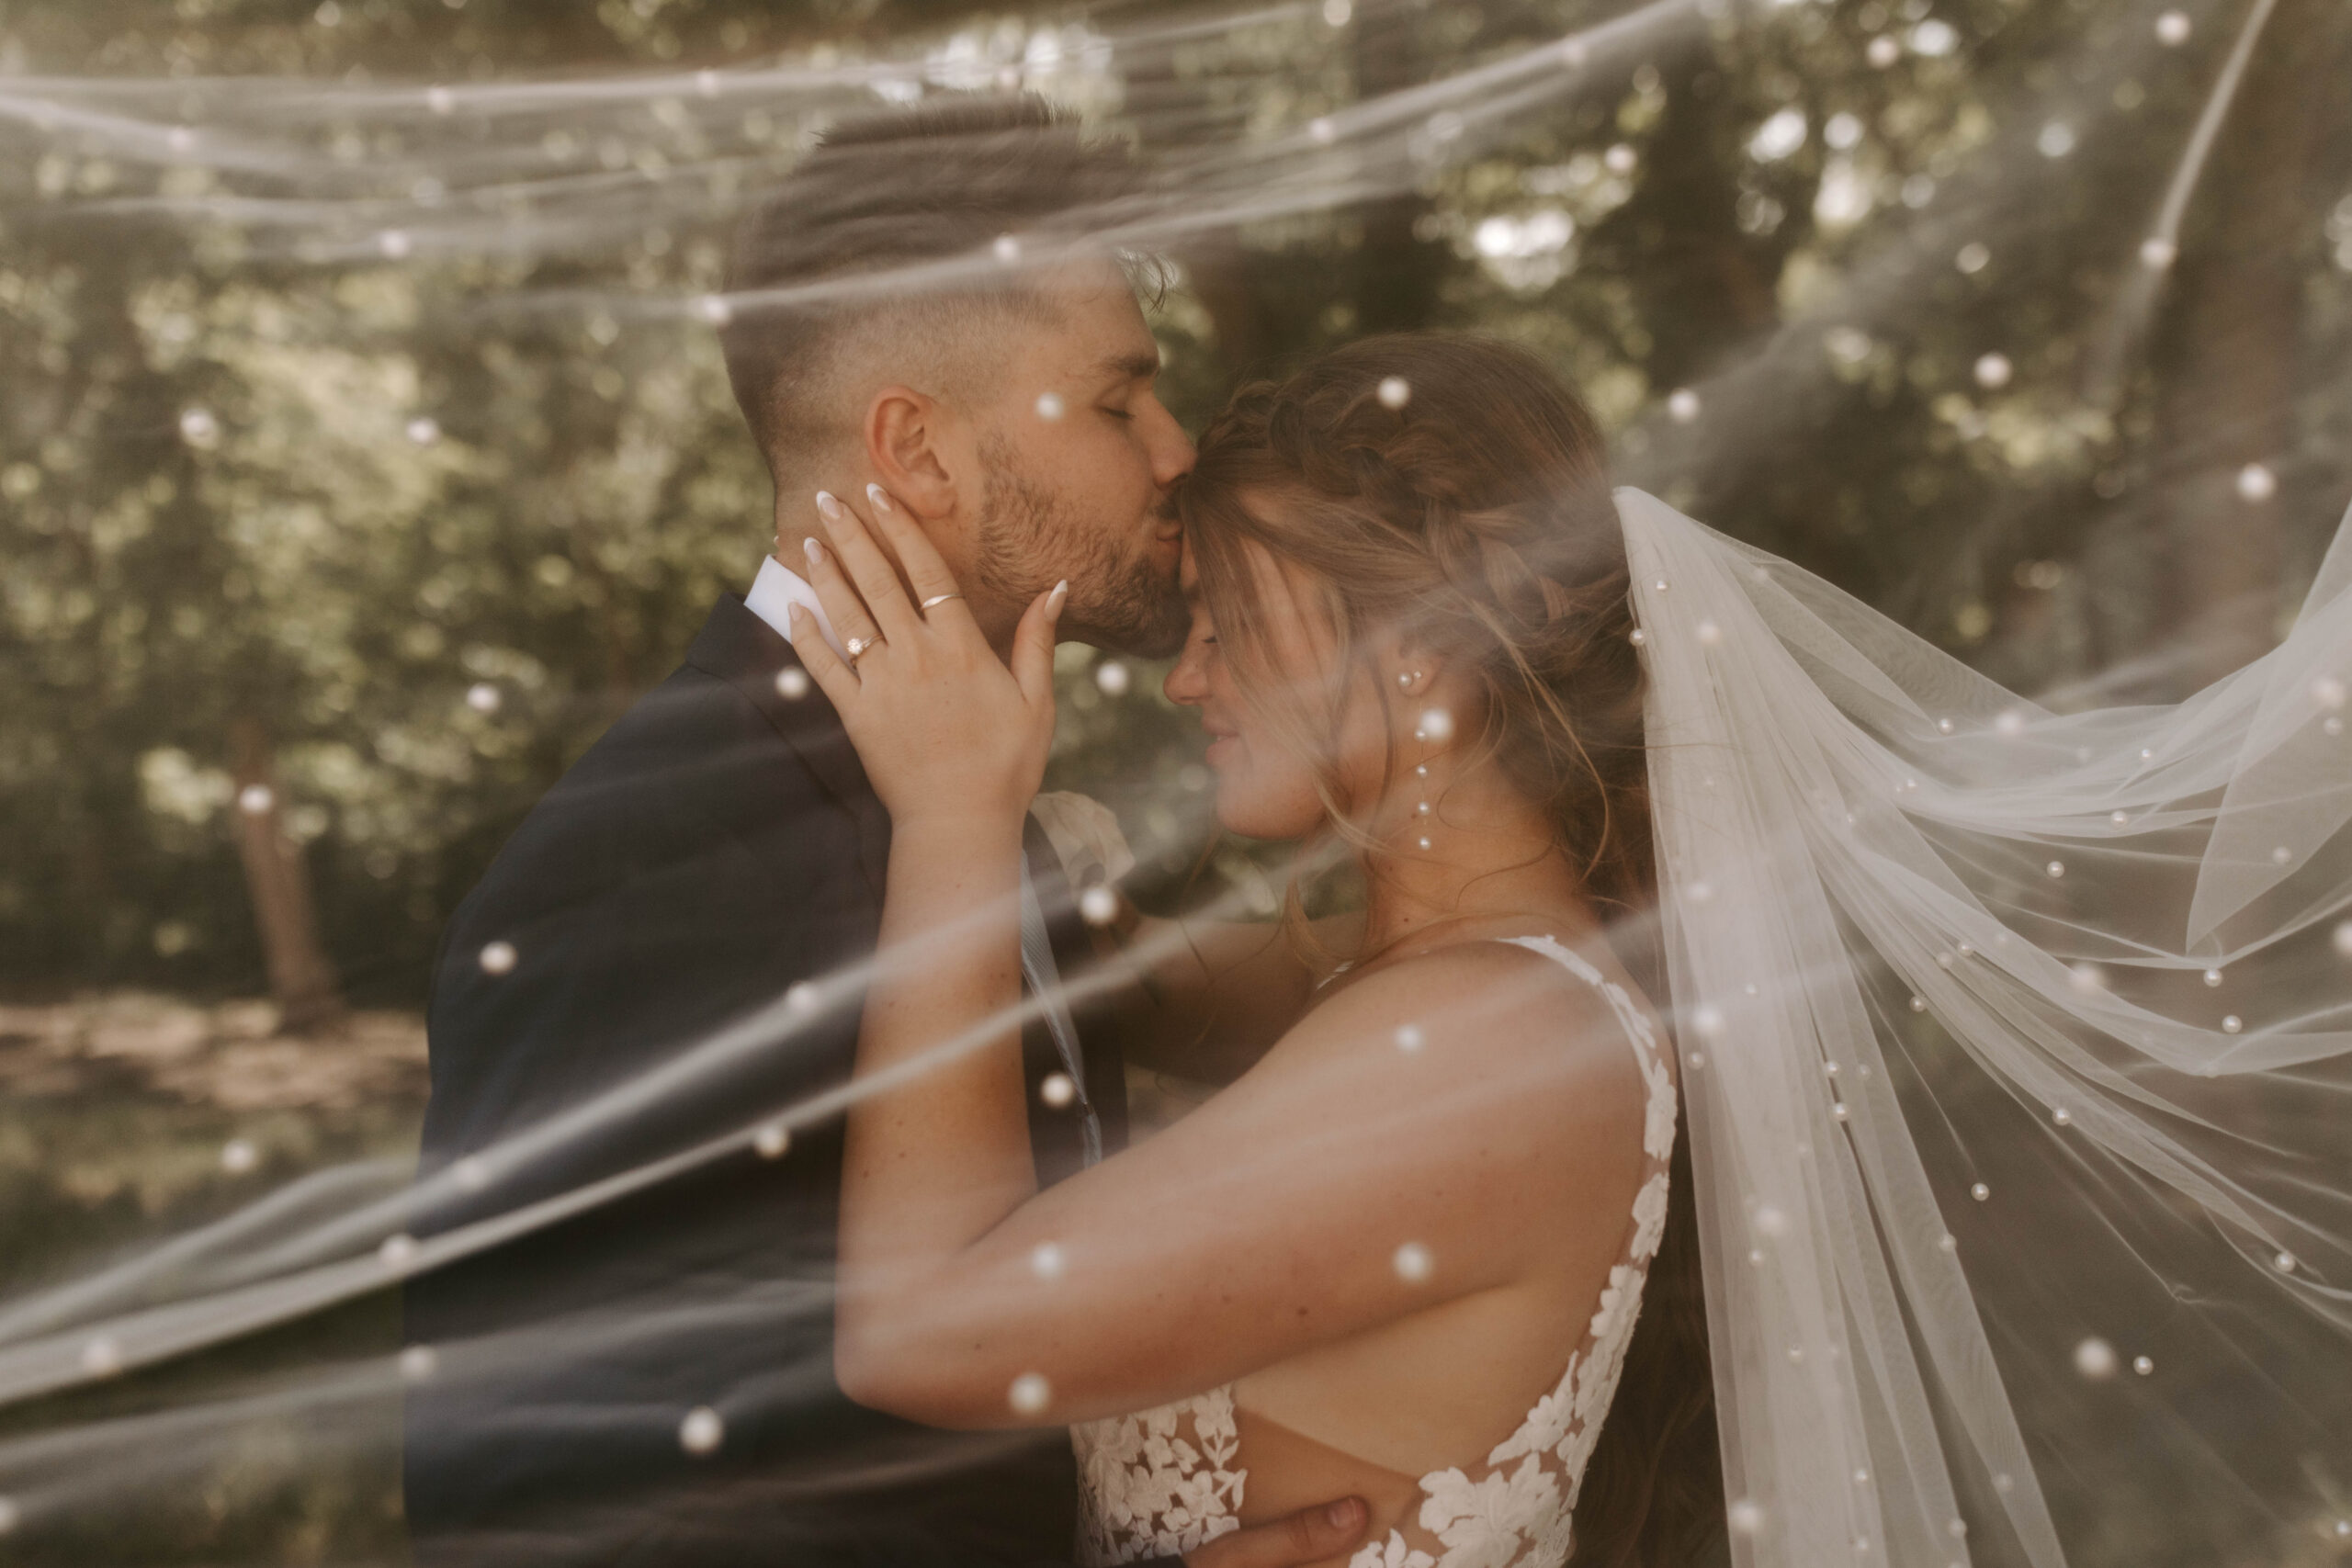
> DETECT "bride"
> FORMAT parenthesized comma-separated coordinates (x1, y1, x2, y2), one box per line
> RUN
(792, 334, 1715, 1568)
(790, 332, 2352, 1568)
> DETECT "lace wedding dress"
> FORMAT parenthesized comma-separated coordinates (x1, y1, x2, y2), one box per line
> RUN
(1072, 935, 1678, 1568)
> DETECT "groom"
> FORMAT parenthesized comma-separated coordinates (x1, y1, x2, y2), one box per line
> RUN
(403, 97, 1365, 1568)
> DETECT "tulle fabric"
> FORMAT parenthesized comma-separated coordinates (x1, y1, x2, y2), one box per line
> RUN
(1619, 486, 2352, 1567)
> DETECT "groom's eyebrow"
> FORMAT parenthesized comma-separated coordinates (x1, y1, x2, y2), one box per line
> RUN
(1098, 350, 1161, 382)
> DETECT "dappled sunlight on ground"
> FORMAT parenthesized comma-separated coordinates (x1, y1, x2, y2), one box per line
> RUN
(0, 994, 426, 1292)
(0, 995, 425, 1113)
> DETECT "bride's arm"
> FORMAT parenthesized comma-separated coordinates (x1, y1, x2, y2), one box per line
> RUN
(786, 491, 1062, 1382)
(836, 941, 1638, 1429)
(833, 797, 1046, 1341)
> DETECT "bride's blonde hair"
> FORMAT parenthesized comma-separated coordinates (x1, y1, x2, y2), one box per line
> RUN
(1177, 333, 1724, 1568)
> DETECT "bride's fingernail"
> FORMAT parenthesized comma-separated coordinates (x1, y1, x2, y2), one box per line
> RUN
(865, 483, 891, 513)
(803, 536, 824, 567)
(1327, 1499, 1363, 1529)
(1048, 580, 1069, 615)
(814, 490, 842, 524)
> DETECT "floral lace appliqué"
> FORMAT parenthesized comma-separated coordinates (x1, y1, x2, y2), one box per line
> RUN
(1073, 935, 1675, 1568)
(1073, 1383, 1248, 1564)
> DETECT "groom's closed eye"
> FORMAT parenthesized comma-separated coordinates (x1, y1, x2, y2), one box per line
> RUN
(1094, 350, 1163, 417)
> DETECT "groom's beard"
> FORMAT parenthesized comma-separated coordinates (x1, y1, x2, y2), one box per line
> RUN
(973, 436, 1188, 659)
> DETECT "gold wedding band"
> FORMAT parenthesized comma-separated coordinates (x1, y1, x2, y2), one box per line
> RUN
(918, 592, 963, 612)
(843, 636, 880, 664)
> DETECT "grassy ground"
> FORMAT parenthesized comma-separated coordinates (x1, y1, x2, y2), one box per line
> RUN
(0, 993, 427, 1298)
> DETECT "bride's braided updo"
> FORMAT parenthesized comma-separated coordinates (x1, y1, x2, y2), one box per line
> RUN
(1178, 334, 1724, 1568)
(1177, 333, 1652, 913)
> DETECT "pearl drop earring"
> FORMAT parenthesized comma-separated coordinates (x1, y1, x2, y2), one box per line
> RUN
(1413, 728, 1436, 851)
(1397, 670, 1422, 690)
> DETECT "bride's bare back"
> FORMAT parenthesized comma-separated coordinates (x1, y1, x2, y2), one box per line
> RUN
(1071, 934, 1674, 1568)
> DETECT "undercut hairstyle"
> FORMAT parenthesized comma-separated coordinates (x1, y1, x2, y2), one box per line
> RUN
(719, 94, 1143, 493)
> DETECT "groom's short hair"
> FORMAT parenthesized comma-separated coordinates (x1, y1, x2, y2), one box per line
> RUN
(720, 94, 1140, 491)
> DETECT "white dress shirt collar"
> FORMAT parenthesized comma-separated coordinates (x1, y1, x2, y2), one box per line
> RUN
(744, 554, 845, 661)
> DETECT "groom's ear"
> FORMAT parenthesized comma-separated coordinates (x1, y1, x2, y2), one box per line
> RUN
(864, 386, 964, 520)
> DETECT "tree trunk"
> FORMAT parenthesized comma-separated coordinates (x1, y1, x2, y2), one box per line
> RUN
(229, 716, 344, 1034)
(1611, 59, 1783, 393)
(1166, 6, 1451, 381)
(2153, 0, 2352, 691)
(1182, 230, 1283, 384)
(1347, 4, 1447, 336)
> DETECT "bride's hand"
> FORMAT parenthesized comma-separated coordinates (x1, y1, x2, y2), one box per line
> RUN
(792, 485, 1064, 828)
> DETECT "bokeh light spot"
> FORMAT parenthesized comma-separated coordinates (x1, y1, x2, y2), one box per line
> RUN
(679, 1405, 724, 1455)
(2074, 1337, 2118, 1380)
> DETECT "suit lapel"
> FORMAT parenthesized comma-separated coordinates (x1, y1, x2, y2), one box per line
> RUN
(683, 594, 892, 901)
(1023, 817, 1133, 1161)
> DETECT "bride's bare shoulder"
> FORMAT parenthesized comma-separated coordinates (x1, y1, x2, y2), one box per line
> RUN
(1258, 936, 1653, 1102)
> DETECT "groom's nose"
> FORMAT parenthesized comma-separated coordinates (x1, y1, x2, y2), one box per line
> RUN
(1137, 395, 1196, 491)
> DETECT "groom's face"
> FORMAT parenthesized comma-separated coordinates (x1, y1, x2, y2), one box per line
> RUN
(964, 263, 1194, 658)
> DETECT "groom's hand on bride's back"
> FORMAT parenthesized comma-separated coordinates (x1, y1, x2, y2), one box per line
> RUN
(1166, 1495, 1368, 1568)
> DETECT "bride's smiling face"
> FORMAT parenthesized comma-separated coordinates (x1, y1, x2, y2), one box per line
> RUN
(1163, 522, 1416, 842)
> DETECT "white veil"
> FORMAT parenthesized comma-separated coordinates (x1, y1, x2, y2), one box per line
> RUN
(1619, 484, 2352, 1566)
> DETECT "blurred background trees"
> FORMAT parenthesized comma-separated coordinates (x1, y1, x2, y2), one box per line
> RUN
(2, 0, 2348, 1021)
